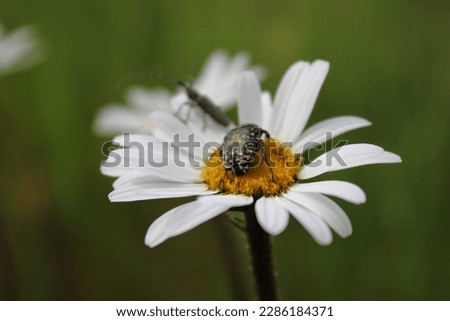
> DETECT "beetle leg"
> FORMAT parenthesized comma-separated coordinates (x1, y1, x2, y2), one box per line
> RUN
(261, 129, 271, 139)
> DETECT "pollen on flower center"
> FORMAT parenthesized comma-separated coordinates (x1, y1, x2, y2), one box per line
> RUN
(202, 139, 301, 197)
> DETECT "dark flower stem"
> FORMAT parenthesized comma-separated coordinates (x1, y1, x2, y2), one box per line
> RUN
(244, 204, 280, 300)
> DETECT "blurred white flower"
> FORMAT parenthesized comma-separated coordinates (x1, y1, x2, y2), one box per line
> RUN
(94, 87, 173, 136)
(93, 50, 265, 136)
(102, 59, 402, 248)
(0, 21, 45, 76)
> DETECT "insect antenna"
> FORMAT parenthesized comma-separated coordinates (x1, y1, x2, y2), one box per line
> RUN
(115, 71, 180, 91)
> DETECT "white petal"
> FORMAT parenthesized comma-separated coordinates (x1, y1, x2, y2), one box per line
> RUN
(274, 60, 330, 142)
(289, 181, 366, 204)
(93, 105, 149, 136)
(195, 50, 229, 96)
(112, 133, 157, 147)
(112, 171, 163, 188)
(227, 52, 251, 78)
(100, 144, 202, 182)
(100, 164, 132, 178)
(238, 71, 262, 126)
(255, 197, 289, 235)
(92, 87, 170, 136)
(272, 61, 309, 136)
(196, 51, 263, 108)
(218, 52, 251, 101)
(218, 52, 266, 108)
(126, 86, 171, 112)
(276, 197, 332, 245)
(149, 111, 192, 142)
(300, 143, 402, 180)
(149, 111, 211, 162)
(284, 191, 352, 238)
(109, 182, 215, 202)
(273, 61, 309, 115)
(105, 134, 203, 182)
(294, 116, 372, 154)
(260, 91, 273, 131)
(145, 194, 253, 247)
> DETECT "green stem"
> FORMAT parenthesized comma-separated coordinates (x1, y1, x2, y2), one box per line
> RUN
(214, 216, 250, 300)
(244, 204, 279, 300)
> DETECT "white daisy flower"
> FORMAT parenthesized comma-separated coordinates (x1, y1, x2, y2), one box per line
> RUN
(102, 59, 401, 247)
(93, 49, 265, 136)
(0, 21, 44, 77)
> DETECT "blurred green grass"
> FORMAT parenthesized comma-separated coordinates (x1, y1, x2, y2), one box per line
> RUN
(0, 0, 449, 300)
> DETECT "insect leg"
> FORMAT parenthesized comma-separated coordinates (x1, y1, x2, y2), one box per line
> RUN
(201, 110, 207, 131)
(175, 101, 195, 123)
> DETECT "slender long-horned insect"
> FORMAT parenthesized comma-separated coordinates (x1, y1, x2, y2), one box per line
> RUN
(120, 72, 231, 128)
(177, 81, 231, 127)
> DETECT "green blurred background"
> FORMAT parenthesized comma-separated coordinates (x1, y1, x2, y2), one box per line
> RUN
(0, 0, 449, 300)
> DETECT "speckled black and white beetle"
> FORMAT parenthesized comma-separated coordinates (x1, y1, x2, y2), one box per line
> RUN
(221, 124, 272, 176)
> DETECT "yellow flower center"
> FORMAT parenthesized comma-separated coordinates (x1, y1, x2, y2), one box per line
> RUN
(202, 139, 301, 197)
